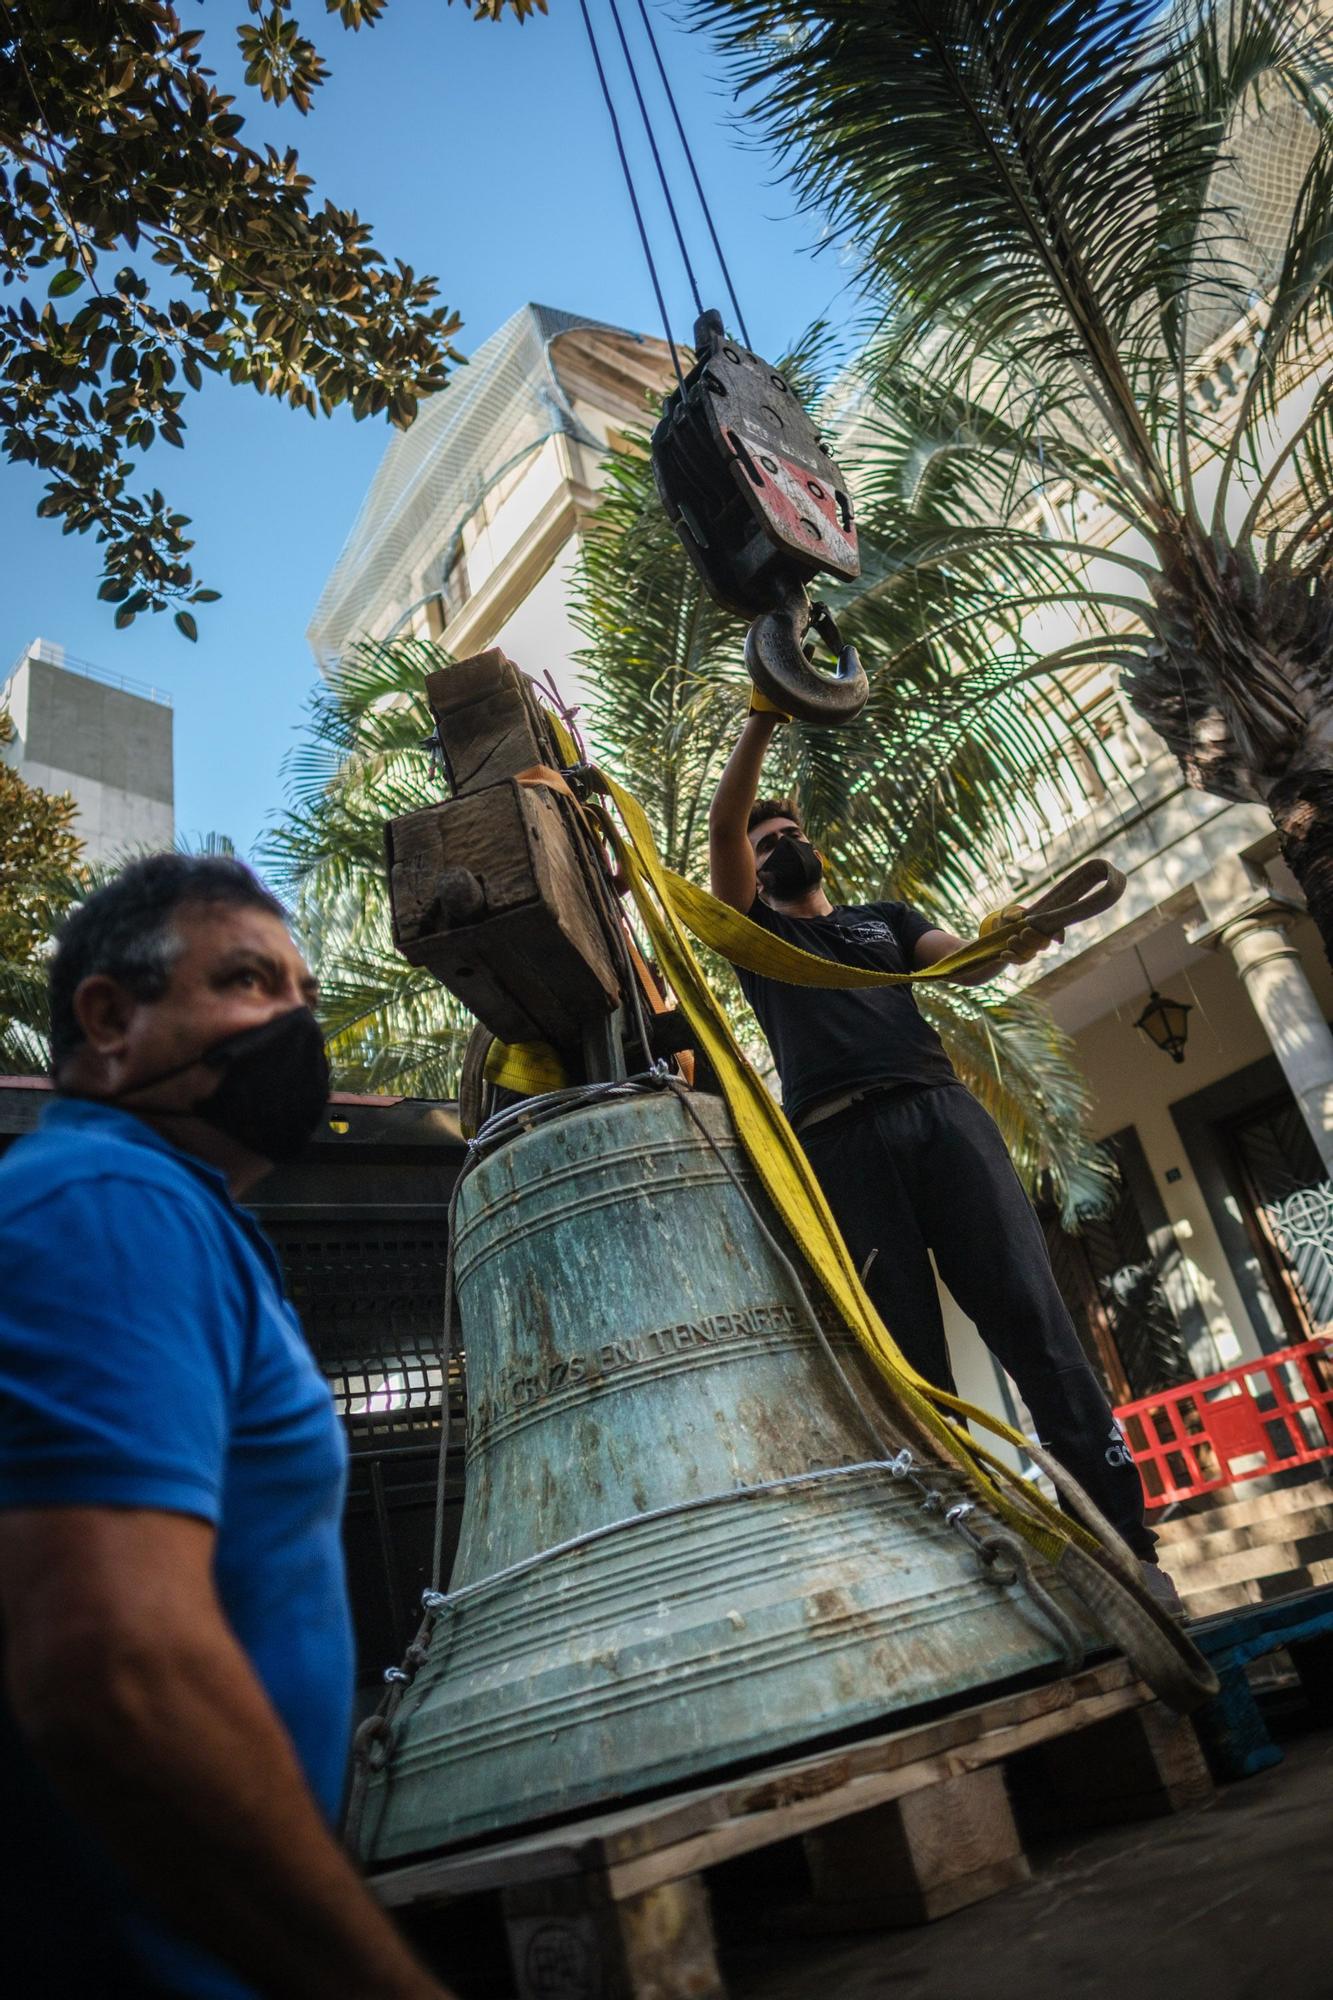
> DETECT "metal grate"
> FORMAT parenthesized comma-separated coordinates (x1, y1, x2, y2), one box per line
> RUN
(262, 1215, 466, 1684)
(265, 1217, 461, 1443)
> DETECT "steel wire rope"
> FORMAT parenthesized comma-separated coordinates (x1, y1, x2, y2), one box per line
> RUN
(632, 0, 753, 350)
(576, 0, 685, 389)
(605, 0, 703, 320)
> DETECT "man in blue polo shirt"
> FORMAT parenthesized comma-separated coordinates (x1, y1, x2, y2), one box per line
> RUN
(0, 856, 453, 2000)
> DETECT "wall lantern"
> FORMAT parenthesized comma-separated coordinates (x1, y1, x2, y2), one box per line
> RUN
(1132, 945, 1192, 1063)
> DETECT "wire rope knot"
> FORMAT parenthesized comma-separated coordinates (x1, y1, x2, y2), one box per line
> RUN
(351, 1709, 393, 1777)
(971, 1533, 1021, 1587)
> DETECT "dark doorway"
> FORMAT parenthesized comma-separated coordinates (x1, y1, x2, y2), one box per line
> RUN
(1040, 1128, 1194, 1404)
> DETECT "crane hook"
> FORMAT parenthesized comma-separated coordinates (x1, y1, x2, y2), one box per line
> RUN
(745, 585, 869, 727)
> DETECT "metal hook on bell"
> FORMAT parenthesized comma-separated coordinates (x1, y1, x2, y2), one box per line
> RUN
(744, 580, 869, 729)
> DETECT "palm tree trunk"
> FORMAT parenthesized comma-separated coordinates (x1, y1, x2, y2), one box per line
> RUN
(1268, 767, 1333, 971)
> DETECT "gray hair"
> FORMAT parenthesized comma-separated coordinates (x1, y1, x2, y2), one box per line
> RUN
(49, 854, 288, 1068)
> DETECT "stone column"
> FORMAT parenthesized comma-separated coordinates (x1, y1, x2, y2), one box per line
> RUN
(1203, 898, 1333, 1177)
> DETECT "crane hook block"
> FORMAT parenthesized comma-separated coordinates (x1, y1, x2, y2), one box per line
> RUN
(651, 308, 868, 727)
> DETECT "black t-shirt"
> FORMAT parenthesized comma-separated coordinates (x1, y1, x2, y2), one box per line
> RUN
(735, 897, 958, 1119)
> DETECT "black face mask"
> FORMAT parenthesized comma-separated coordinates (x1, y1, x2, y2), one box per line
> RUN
(117, 1008, 331, 1165)
(758, 833, 823, 901)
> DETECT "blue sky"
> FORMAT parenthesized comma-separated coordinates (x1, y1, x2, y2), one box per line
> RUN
(0, 2, 852, 866)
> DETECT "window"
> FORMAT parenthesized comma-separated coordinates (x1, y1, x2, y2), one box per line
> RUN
(440, 542, 470, 622)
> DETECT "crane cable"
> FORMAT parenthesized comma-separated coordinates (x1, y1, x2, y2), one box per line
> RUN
(631, 0, 752, 349)
(575, 0, 754, 376)
(576, 0, 684, 387)
(606, 0, 703, 323)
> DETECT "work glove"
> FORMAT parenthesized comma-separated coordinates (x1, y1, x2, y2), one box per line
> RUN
(979, 902, 1064, 963)
(748, 686, 791, 721)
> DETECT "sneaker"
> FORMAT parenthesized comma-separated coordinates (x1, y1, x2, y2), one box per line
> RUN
(1139, 1560, 1188, 1619)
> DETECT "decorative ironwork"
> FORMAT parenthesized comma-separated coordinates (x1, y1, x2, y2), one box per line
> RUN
(1228, 1100, 1333, 1336)
(1263, 1183, 1333, 1331)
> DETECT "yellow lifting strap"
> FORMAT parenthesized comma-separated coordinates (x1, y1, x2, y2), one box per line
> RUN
(662, 847, 1123, 987)
(479, 765, 1226, 1708)
(486, 764, 1129, 1559)
(592, 770, 1094, 1556)
(483, 1038, 567, 1096)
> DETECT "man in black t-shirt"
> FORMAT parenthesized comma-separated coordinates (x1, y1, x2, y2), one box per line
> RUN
(709, 704, 1181, 1609)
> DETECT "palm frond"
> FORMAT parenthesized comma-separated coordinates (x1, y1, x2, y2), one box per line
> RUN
(0, 955, 52, 1073)
(701, 0, 1251, 504)
(260, 638, 477, 1095)
(918, 982, 1117, 1224)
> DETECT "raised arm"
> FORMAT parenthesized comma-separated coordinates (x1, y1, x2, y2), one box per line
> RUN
(709, 709, 782, 912)
(0, 1506, 452, 2000)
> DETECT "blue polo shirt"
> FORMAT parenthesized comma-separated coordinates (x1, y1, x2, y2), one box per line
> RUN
(0, 1098, 354, 1999)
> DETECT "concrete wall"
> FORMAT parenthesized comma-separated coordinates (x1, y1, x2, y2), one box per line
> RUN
(462, 438, 569, 599)
(1079, 940, 1288, 1354)
(2, 649, 174, 863)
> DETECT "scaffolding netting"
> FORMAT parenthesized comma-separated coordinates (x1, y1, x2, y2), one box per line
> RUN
(307, 302, 623, 668)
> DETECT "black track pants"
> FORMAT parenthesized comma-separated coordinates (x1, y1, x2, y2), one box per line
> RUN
(801, 1082, 1154, 1559)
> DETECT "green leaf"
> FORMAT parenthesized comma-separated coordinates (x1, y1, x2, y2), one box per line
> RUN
(7, 0, 468, 629)
(174, 610, 199, 642)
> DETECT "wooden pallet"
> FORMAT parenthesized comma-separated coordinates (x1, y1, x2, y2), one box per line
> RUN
(371, 1656, 1213, 2000)
(1189, 1581, 1333, 1780)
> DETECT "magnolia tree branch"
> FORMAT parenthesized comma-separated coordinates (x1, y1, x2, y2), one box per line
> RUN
(0, 0, 542, 632)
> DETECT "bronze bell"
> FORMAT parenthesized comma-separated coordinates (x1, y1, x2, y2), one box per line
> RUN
(356, 1088, 1096, 1862)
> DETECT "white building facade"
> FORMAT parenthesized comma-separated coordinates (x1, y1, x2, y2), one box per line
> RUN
(308, 303, 675, 718)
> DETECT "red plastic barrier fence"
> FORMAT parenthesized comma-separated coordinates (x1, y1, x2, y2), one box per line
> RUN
(1115, 1338, 1333, 1509)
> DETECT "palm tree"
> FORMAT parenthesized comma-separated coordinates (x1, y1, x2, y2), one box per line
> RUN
(0, 705, 86, 1071)
(703, 0, 1333, 954)
(0, 947, 56, 1073)
(264, 435, 1114, 1222)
